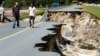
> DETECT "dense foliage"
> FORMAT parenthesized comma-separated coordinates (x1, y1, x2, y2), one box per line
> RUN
(4, 0, 73, 7)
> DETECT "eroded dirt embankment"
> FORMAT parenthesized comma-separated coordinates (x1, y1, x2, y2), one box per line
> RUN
(47, 12, 100, 56)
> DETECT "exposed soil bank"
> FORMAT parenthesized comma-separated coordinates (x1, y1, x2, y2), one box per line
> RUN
(46, 12, 100, 56)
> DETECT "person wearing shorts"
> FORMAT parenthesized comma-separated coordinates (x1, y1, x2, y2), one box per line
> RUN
(28, 4, 36, 28)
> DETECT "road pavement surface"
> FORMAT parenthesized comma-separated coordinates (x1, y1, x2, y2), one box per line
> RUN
(49, 4, 82, 12)
(0, 22, 60, 56)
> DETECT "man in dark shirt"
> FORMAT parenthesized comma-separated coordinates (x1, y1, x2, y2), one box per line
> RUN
(12, 2, 20, 28)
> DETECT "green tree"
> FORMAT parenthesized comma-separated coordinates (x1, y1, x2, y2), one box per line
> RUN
(59, 0, 66, 5)
(4, 0, 68, 7)
(4, 0, 29, 7)
(4, 0, 14, 7)
(66, 0, 73, 5)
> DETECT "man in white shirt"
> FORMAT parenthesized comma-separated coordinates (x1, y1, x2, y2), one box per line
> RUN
(28, 4, 36, 28)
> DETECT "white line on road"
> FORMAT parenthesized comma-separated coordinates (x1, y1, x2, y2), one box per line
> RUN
(0, 27, 29, 41)
(0, 22, 43, 41)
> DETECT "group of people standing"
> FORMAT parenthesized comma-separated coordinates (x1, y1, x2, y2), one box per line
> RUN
(12, 2, 36, 28)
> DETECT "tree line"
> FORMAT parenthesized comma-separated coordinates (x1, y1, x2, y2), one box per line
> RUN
(4, 0, 73, 7)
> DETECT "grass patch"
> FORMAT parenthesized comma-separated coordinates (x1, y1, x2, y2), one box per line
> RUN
(20, 8, 46, 20)
(20, 12, 28, 20)
(36, 8, 46, 15)
(83, 6, 100, 19)
(37, 8, 46, 11)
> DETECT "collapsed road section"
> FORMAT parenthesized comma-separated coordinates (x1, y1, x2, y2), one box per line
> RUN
(35, 4, 100, 56)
